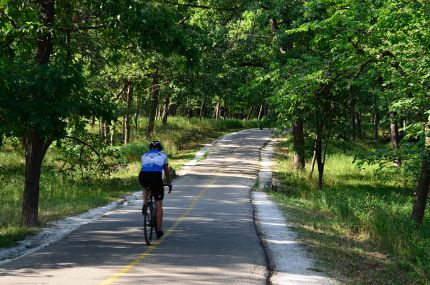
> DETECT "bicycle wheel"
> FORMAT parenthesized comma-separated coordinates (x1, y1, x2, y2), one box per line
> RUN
(143, 203, 154, 245)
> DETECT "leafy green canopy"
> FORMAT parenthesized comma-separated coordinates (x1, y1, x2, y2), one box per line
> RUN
(0, 61, 94, 138)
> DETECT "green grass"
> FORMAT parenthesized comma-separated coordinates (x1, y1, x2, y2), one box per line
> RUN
(0, 227, 36, 248)
(0, 117, 261, 248)
(271, 138, 430, 285)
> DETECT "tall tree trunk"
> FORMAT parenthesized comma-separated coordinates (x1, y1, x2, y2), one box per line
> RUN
(373, 111, 379, 142)
(101, 120, 105, 141)
(349, 85, 356, 141)
(199, 99, 205, 119)
(105, 124, 110, 144)
(315, 136, 324, 189)
(99, 118, 103, 138)
(156, 105, 162, 119)
(102, 121, 110, 144)
(218, 103, 223, 119)
(412, 115, 430, 225)
(373, 92, 379, 142)
(134, 99, 140, 133)
(170, 103, 177, 117)
(187, 107, 193, 118)
(110, 125, 115, 146)
(269, 18, 289, 53)
(351, 113, 356, 141)
(146, 74, 159, 136)
(264, 102, 269, 117)
(123, 81, 133, 144)
(390, 111, 401, 166)
(314, 84, 332, 188)
(162, 95, 170, 125)
(215, 103, 220, 119)
(246, 106, 253, 120)
(63, 1, 72, 62)
(356, 112, 362, 138)
(293, 119, 305, 170)
(258, 104, 264, 120)
(309, 147, 317, 178)
(22, 131, 51, 226)
(22, 0, 55, 227)
(35, 1, 54, 65)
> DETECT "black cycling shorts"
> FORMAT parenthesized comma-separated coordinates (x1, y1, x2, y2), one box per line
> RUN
(139, 171, 164, 201)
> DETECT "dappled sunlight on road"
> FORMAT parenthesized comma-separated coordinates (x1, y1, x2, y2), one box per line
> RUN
(0, 129, 273, 285)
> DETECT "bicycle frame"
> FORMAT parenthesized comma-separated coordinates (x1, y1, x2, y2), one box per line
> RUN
(142, 184, 172, 245)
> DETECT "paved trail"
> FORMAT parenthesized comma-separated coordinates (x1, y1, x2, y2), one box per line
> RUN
(0, 129, 272, 285)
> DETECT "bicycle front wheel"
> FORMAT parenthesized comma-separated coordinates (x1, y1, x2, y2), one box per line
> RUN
(143, 203, 154, 245)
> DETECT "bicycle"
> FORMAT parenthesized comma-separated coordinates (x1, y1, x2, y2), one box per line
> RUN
(142, 184, 172, 246)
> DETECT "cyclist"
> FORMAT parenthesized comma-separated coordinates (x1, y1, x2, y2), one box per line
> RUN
(139, 140, 171, 239)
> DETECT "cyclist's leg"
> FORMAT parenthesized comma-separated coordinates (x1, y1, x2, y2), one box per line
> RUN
(139, 171, 150, 204)
(155, 200, 163, 231)
(143, 186, 150, 203)
(153, 183, 165, 237)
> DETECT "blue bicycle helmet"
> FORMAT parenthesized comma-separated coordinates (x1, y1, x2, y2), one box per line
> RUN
(149, 140, 163, 151)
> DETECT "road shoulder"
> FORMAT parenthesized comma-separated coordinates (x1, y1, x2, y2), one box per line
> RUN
(253, 139, 339, 285)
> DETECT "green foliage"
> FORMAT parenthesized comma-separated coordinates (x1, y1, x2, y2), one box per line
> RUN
(55, 136, 126, 181)
(273, 138, 430, 283)
(354, 140, 422, 186)
(0, 61, 85, 138)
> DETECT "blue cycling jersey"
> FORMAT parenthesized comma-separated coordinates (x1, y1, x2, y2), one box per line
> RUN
(140, 150, 168, 172)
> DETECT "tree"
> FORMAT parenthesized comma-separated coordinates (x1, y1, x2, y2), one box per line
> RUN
(0, 0, 159, 225)
(412, 115, 430, 225)
(0, 1, 93, 225)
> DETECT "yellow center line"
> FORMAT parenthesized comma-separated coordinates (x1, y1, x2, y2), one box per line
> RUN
(99, 176, 217, 285)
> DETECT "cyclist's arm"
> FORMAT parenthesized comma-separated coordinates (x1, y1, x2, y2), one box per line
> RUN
(163, 164, 171, 184)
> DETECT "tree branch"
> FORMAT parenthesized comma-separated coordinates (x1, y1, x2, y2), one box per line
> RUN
(58, 25, 107, 32)
(238, 61, 266, 69)
(380, 50, 406, 76)
(64, 136, 101, 158)
(0, 9, 18, 29)
(157, 0, 241, 11)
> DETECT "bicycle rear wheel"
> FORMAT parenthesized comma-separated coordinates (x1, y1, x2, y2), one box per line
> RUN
(143, 203, 155, 245)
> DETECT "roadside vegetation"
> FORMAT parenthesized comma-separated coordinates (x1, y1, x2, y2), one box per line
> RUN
(1, 2, 429, 281)
(271, 137, 430, 285)
(0, 117, 260, 248)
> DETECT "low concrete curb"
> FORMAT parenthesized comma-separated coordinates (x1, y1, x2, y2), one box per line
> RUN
(253, 138, 338, 285)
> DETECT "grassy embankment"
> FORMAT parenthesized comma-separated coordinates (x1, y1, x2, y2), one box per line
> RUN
(271, 137, 430, 285)
(0, 117, 260, 248)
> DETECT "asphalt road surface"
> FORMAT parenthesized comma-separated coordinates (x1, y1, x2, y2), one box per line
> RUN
(0, 128, 273, 285)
